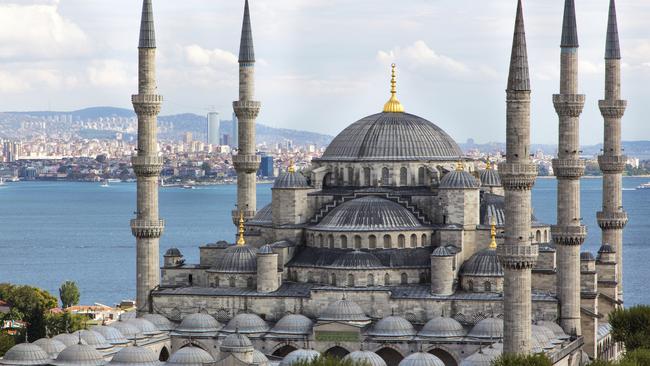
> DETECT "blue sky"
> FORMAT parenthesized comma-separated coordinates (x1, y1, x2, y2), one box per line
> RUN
(0, 0, 649, 144)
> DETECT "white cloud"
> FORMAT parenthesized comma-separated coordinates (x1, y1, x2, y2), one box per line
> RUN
(184, 45, 238, 67)
(87, 60, 132, 88)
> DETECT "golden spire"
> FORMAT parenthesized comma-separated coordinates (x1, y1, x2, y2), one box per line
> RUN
(489, 219, 497, 250)
(288, 160, 295, 173)
(456, 160, 464, 172)
(485, 158, 492, 170)
(237, 211, 246, 246)
(383, 63, 405, 113)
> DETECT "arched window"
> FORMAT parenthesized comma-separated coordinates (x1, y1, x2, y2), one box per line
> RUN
(328, 235, 334, 248)
(347, 274, 355, 287)
(318, 234, 324, 248)
(419, 272, 427, 284)
(363, 167, 371, 186)
(307, 271, 314, 283)
(400, 167, 408, 186)
(347, 167, 354, 185)
(214, 276, 220, 287)
(321, 273, 328, 284)
(229, 277, 236, 287)
(535, 230, 541, 243)
(468, 280, 474, 292)
(331, 273, 337, 286)
(367, 274, 374, 286)
(383, 235, 392, 249)
(418, 167, 426, 185)
(401, 273, 408, 285)
(369, 235, 377, 249)
(246, 277, 254, 288)
(340, 235, 348, 249)
(381, 167, 390, 185)
(384, 273, 391, 286)
(188, 274, 193, 286)
(421, 234, 428, 246)
(398, 234, 406, 248)
(484, 281, 491, 292)
(410, 234, 417, 248)
(354, 235, 362, 249)
(544, 230, 548, 242)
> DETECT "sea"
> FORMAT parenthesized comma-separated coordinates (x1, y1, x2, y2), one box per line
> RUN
(0, 178, 648, 307)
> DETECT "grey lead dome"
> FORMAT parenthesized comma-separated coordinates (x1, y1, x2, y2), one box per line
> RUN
(398, 352, 445, 366)
(418, 316, 467, 338)
(273, 171, 309, 189)
(108, 346, 162, 366)
(211, 245, 258, 273)
(269, 314, 313, 335)
(320, 112, 463, 162)
(175, 313, 221, 334)
(367, 316, 416, 337)
(165, 347, 214, 366)
(439, 170, 481, 189)
(319, 298, 369, 322)
(343, 351, 387, 366)
(52, 344, 107, 366)
(0, 343, 52, 366)
(279, 350, 320, 366)
(222, 313, 269, 334)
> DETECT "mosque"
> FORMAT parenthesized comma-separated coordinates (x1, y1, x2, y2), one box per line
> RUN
(0, 0, 628, 366)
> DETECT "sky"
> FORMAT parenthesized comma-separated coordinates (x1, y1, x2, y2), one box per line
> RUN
(0, 0, 649, 145)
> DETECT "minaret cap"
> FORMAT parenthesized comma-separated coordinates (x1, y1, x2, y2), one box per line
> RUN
(489, 219, 498, 250)
(605, 0, 621, 60)
(383, 64, 405, 113)
(237, 211, 246, 246)
(561, 0, 579, 48)
(507, 0, 531, 91)
(239, 0, 255, 63)
(138, 0, 156, 49)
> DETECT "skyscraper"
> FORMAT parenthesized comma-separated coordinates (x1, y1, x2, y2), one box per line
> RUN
(207, 112, 220, 145)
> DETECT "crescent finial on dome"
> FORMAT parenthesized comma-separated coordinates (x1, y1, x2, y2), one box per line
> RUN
(237, 211, 246, 246)
(383, 63, 405, 113)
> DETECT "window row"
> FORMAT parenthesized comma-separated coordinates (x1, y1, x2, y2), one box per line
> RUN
(308, 232, 430, 249)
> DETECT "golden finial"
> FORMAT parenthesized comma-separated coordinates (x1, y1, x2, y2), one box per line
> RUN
(456, 160, 464, 172)
(489, 218, 497, 250)
(486, 159, 492, 170)
(288, 160, 295, 174)
(383, 63, 405, 113)
(237, 211, 246, 246)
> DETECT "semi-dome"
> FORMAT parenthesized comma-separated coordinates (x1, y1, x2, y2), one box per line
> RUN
(431, 246, 454, 257)
(52, 343, 106, 366)
(176, 313, 221, 334)
(319, 298, 369, 322)
(140, 314, 175, 332)
(580, 252, 595, 261)
(274, 171, 309, 189)
(398, 352, 445, 366)
(439, 169, 480, 189)
(531, 325, 555, 350)
(468, 318, 503, 339)
(0, 343, 52, 366)
(331, 251, 383, 269)
(279, 350, 320, 366)
(313, 196, 424, 232)
(479, 166, 501, 187)
(459, 350, 498, 366)
(343, 351, 387, 366)
(460, 249, 503, 277)
(33, 338, 66, 359)
(223, 313, 269, 334)
(125, 319, 160, 336)
(270, 314, 313, 335)
(418, 316, 467, 338)
(258, 244, 274, 255)
(211, 245, 258, 273)
(52, 334, 87, 347)
(90, 326, 129, 345)
(220, 332, 253, 352)
(367, 316, 416, 337)
(320, 112, 463, 162)
(110, 322, 144, 340)
(252, 350, 268, 365)
(165, 347, 214, 366)
(72, 330, 112, 351)
(536, 321, 569, 340)
(108, 346, 162, 366)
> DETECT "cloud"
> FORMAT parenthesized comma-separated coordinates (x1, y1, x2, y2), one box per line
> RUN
(184, 45, 238, 67)
(87, 60, 132, 88)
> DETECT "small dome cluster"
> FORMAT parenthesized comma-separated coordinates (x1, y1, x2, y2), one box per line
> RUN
(439, 169, 481, 189)
(467, 318, 503, 339)
(398, 352, 445, 366)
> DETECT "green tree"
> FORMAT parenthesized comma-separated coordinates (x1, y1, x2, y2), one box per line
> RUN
(490, 353, 552, 366)
(0, 333, 15, 358)
(609, 305, 650, 352)
(59, 281, 80, 309)
(293, 356, 363, 366)
(0, 283, 58, 341)
(45, 312, 86, 336)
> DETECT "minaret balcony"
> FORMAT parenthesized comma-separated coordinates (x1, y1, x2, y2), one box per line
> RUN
(552, 159, 585, 178)
(131, 219, 165, 238)
(598, 155, 627, 173)
(132, 94, 163, 116)
(233, 100, 261, 119)
(132, 156, 164, 177)
(598, 100, 627, 118)
(233, 154, 261, 173)
(498, 162, 537, 190)
(497, 245, 538, 269)
(553, 94, 585, 117)
(551, 225, 587, 246)
(597, 211, 628, 230)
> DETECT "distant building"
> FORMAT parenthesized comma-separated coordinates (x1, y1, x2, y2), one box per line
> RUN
(231, 112, 238, 148)
(207, 112, 220, 145)
(2, 140, 22, 162)
(220, 134, 230, 147)
(183, 132, 193, 144)
(259, 155, 273, 177)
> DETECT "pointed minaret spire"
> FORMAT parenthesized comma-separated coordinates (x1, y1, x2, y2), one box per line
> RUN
(605, 0, 621, 59)
(507, 0, 530, 92)
(239, 0, 255, 63)
(561, 0, 579, 48)
(138, 0, 156, 49)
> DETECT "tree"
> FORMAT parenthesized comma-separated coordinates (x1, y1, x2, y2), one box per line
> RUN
(59, 281, 80, 309)
(0, 333, 15, 358)
(293, 356, 363, 366)
(609, 305, 650, 352)
(45, 312, 85, 336)
(490, 353, 552, 366)
(0, 283, 58, 341)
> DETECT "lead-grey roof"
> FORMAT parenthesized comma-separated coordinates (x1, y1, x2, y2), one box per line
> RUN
(479, 169, 501, 187)
(460, 249, 503, 277)
(536, 321, 567, 338)
(367, 316, 416, 337)
(580, 252, 595, 261)
(211, 245, 258, 273)
(222, 313, 270, 334)
(140, 314, 175, 331)
(398, 352, 445, 366)
(125, 319, 160, 336)
(561, 0, 579, 48)
(269, 314, 313, 335)
(507, 0, 530, 91)
(418, 316, 467, 338)
(605, 0, 621, 60)
(288, 247, 432, 269)
(52, 344, 107, 366)
(164, 248, 182, 257)
(320, 112, 463, 162)
(175, 313, 222, 334)
(439, 170, 480, 189)
(238, 0, 255, 63)
(220, 332, 253, 352)
(319, 298, 369, 322)
(166, 347, 214, 366)
(279, 350, 320, 366)
(331, 250, 383, 269)
(431, 246, 454, 257)
(249, 203, 272, 225)
(72, 330, 112, 350)
(459, 350, 498, 366)
(0, 343, 52, 366)
(90, 326, 129, 345)
(52, 334, 87, 347)
(33, 338, 66, 359)
(110, 322, 144, 341)
(468, 318, 503, 339)
(343, 351, 387, 366)
(274, 171, 309, 189)
(108, 346, 162, 366)
(313, 196, 424, 231)
(138, 0, 155, 49)
(598, 244, 615, 253)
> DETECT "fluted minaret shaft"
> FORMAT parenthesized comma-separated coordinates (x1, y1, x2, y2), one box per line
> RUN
(551, 0, 586, 336)
(131, 0, 164, 314)
(598, 0, 627, 299)
(232, 0, 261, 224)
(497, 0, 538, 355)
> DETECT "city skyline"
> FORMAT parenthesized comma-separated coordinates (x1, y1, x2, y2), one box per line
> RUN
(0, 0, 649, 145)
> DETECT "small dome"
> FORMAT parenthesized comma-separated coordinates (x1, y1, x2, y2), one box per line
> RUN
(531, 325, 555, 350)
(33, 338, 66, 359)
(418, 316, 467, 338)
(0, 343, 52, 366)
(212, 245, 258, 273)
(439, 170, 480, 189)
(468, 318, 503, 339)
(258, 245, 274, 255)
(270, 314, 313, 335)
(314, 196, 424, 231)
(431, 246, 454, 257)
(367, 316, 416, 337)
(164, 248, 182, 257)
(580, 252, 595, 261)
(52, 334, 87, 347)
(479, 168, 501, 187)
(119, 312, 137, 322)
(252, 350, 268, 365)
(140, 314, 175, 332)
(52, 343, 106, 366)
(460, 249, 503, 277)
(536, 321, 569, 340)
(111, 322, 144, 340)
(343, 351, 387, 366)
(331, 251, 383, 269)
(220, 333, 253, 352)
(223, 313, 269, 334)
(274, 171, 309, 189)
(398, 352, 445, 366)
(166, 347, 214, 366)
(176, 313, 221, 334)
(90, 326, 129, 345)
(108, 346, 161, 366)
(72, 330, 112, 350)
(319, 298, 369, 322)
(279, 350, 320, 366)
(459, 350, 498, 366)
(125, 319, 160, 336)
(598, 244, 615, 253)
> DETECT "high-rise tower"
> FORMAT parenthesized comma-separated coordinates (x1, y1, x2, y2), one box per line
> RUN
(232, 0, 261, 224)
(597, 0, 627, 299)
(552, 0, 586, 336)
(497, 0, 538, 354)
(131, 0, 164, 314)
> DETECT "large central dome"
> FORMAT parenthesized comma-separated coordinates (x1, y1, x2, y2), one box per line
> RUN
(320, 112, 463, 162)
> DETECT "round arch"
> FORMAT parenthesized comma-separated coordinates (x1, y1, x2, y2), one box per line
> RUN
(427, 347, 459, 366)
(272, 344, 298, 358)
(324, 346, 350, 359)
(158, 347, 169, 361)
(375, 347, 404, 366)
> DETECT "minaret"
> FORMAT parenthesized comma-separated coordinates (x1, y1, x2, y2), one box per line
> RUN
(597, 0, 627, 299)
(130, 0, 164, 314)
(232, 0, 261, 224)
(497, 0, 538, 354)
(551, 0, 587, 336)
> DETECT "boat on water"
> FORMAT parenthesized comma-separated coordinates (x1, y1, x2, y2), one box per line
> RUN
(107, 178, 121, 183)
(637, 182, 650, 190)
(100, 180, 109, 187)
(9, 176, 19, 182)
(182, 185, 195, 190)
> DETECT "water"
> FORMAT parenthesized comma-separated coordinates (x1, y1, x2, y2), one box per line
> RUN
(0, 178, 647, 306)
